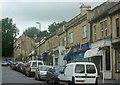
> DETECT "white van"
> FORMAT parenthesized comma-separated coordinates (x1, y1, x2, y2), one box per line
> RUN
(25, 60, 44, 77)
(59, 62, 98, 85)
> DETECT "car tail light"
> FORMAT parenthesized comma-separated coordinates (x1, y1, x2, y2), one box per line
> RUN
(56, 76, 59, 78)
(30, 68, 31, 71)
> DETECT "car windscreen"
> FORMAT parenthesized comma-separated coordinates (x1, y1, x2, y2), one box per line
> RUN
(54, 66, 64, 73)
(32, 62, 37, 67)
(38, 62, 43, 65)
(75, 64, 85, 73)
(86, 65, 96, 73)
(39, 66, 50, 71)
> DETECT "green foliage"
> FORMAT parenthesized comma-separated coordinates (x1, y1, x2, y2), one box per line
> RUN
(23, 27, 39, 39)
(1, 17, 19, 57)
(37, 30, 50, 38)
(23, 27, 49, 39)
(48, 21, 66, 33)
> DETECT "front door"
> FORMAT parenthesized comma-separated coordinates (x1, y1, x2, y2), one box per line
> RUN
(100, 49, 112, 79)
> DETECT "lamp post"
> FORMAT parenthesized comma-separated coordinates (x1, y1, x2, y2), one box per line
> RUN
(36, 22, 41, 32)
(36, 22, 41, 56)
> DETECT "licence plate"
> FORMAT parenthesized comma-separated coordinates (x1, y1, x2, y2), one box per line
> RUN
(31, 68, 37, 71)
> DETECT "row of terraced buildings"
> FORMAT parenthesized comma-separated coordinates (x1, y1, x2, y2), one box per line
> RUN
(14, 1, 120, 80)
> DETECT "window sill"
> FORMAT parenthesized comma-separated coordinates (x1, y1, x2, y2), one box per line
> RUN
(82, 37, 87, 40)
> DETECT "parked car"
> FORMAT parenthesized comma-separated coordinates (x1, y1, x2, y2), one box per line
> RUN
(21, 63, 27, 74)
(7, 60, 13, 66)
(17, 62, 24, 72)
(59, 62, 98, 85)
(1, 61, 7, 66)
(46, 66, 65, 85)
(25, 60, 44, 77)
(14, 62, 23, 71)
(35, 65, 52, 81)
(11, 62, 17, 70)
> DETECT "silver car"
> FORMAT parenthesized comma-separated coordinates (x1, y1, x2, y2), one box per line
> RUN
(35, 65, 52, 81)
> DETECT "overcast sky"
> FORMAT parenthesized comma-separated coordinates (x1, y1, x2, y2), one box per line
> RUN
(1, 0, 106, 37)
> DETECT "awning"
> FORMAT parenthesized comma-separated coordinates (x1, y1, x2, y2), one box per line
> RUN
(84, 48, 103, 58)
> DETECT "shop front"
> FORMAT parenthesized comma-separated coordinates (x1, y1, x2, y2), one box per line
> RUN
(52, 46, 66, 66)
(84, 39, 112, 79)
(64, 42, 89, 63)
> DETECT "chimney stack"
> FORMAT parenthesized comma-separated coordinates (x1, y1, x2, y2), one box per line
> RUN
(80, 4, 91, 14)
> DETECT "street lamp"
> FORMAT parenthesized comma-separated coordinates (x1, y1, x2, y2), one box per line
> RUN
(36, 22, 41, 56)
(36, 22, 41, 32)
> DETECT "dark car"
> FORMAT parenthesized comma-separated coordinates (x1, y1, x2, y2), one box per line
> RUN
(11, 62, 17, 70)
(17, 62, 24, 72)
(46, 66, 65, 85)
(1, 61, 7, 66)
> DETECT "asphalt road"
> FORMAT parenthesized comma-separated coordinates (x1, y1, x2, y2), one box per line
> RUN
(2, 66, 49, 85)
(1, 66, 119, 85)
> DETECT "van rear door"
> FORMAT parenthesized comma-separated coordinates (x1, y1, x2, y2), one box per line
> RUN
(74, 64, 86, 83)
(31, 62, 37, 71)
(85, 64, 97, 84)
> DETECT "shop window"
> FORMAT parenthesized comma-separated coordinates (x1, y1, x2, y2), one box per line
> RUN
(116, 49, 120, 73)
(116, 18, 120, 37)
(55, 58, 58, 65)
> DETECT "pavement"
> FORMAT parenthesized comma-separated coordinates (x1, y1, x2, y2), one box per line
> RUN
(98, 77, 120, 85)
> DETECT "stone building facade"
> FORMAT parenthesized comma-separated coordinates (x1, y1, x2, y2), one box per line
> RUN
(14, 35, 35, 62)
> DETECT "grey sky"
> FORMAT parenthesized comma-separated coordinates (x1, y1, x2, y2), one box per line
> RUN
(1, 1, 104, 37)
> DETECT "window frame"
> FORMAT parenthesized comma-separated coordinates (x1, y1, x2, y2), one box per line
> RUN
(70, 32, 73, 43)
(104, 20, 108, 37)
(82, 25, 87, 38)
(100, 22, 104, 39)
(94, 25, 97, 41)
(116, 18, 120, 37)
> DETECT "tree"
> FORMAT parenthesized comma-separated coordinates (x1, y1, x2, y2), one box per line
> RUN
(48, 21, 66, 33)
(1, 17, 19, 57)
(37, 30, 49, 38)
(23, 27, 39, 39)
(23, 27, 49, 39)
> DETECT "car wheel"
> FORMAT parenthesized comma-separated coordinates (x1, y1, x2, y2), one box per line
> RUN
(68, 81, 75, 85)
(37, 75, 40, 81)
(46, 80, 49, 83)
(27, 72, 30, 77)
(35, 77, 37, 80)
(95, 79, 98, 85)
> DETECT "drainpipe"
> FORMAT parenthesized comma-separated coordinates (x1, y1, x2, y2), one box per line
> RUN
(89, 21, 93, 62)
(110, 16, 113, 79)
(89, 22, 93, 43)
